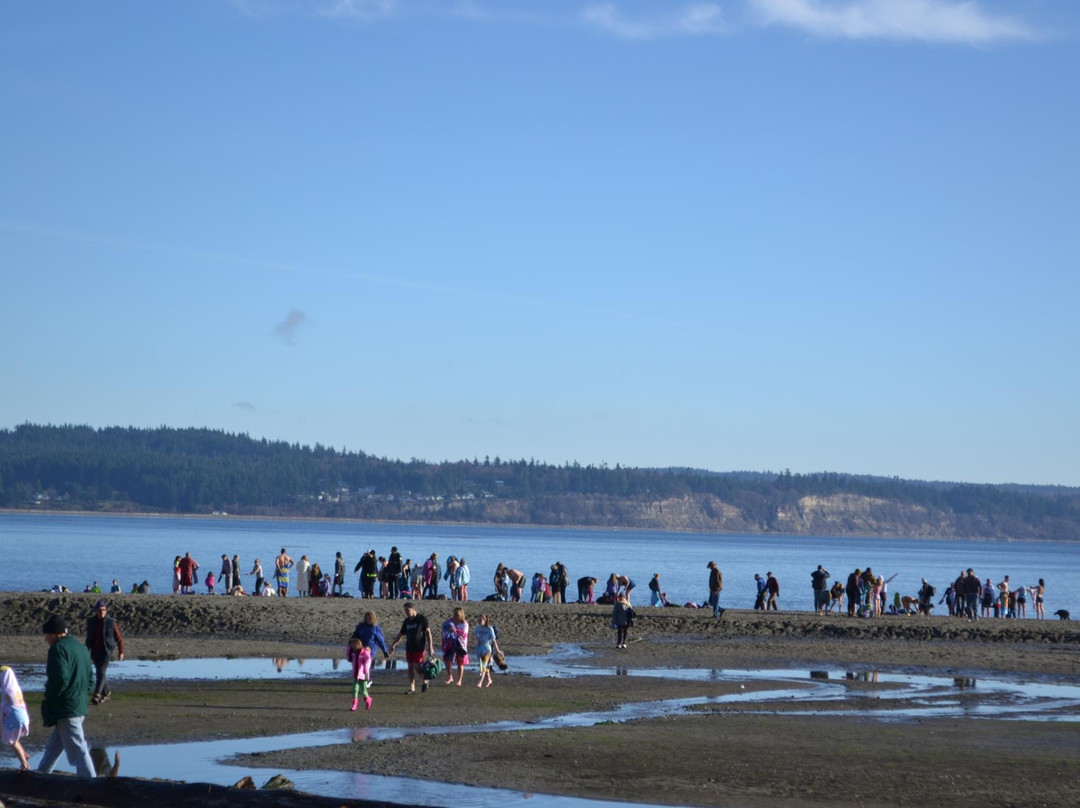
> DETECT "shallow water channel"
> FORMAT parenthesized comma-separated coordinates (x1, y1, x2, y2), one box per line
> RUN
(21, 646, 1080, 807)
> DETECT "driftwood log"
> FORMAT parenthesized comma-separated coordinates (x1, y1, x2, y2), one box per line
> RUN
(0, 771, 431, 808)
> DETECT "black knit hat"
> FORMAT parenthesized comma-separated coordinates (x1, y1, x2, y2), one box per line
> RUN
(42, 614, 68, 634)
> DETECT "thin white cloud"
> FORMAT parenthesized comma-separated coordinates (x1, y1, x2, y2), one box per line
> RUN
(227, 0, 1042, 44)
(582, 2, 726, 39)
(233, 401, 257, 412)
(318, 0, 398, 19)
(747, 0, 1039, 43)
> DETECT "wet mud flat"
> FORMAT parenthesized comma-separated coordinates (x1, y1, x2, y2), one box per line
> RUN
(3, 593, 1080, 808)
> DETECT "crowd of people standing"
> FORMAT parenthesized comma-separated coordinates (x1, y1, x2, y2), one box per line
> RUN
(157, 548, 1053, 622)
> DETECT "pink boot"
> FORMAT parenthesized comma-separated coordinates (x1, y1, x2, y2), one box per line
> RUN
(350, 698, 358, 711)
(364, 696, 373, 710)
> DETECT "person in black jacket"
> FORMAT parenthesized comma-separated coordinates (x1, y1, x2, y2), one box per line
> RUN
(85, 600, 124, 705)
(962, 568, 982, 620)
(385, 547, 403, 600)
(811, 566, 830, 615)
(354, 550, 379, 598)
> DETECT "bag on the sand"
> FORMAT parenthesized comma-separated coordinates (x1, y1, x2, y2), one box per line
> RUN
(420, 658, 444, 681)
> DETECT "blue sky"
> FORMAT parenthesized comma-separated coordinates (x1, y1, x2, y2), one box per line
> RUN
(2, 0, 1077, 486)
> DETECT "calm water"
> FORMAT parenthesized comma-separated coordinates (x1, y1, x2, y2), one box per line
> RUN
(1, 513, 1075, 616)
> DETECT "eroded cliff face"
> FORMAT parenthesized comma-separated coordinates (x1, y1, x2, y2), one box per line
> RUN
(298, 489, 1073, 540)
(773, 494, 952, 538)
(389, 492, 1061, 539)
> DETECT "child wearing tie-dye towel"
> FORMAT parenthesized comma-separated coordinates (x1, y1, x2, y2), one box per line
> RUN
(346, 637, 373, 712)
(1, 665, 30, 770)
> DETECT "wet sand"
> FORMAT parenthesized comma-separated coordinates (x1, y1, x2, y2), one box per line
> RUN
(3, 593, 1080, 807)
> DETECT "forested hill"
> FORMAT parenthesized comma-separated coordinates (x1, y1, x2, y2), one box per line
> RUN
(2, 424, 1078, 541)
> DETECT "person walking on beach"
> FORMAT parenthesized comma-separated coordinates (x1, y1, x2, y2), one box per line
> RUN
(963, 568, 981, 620)
(918, 579, 936, 615)
(612, 593, 634, 649)
(333, 552, 346, 597)
(549, 563, 564, 604)
(474, 614, 501, 688)
(85, 600, 124, 705)
(220, 555, 233, 595)
(249, 558, 264, 596)
(355, 550, 378, 599)
(351, 611, 390, 663)
(649, 573, 669, 607)
(707, 562, 723, 618)
(444, 556, 460, 600)
(457, 558, 471, 602)
(982, 577, 995, 618)
(1033, 579, 1046, 619)
(231, 555, 241, 594)
(385, 548, 401, 599)
(296, 555, 311, 598)
(441, 607, 469, 686)
(38, 614, 96, 778)
(845, 569, 861, 617)
(390, 602, 434, 694)
(811, 566, 830, 615)
(346, 636, 374, 712)
(1, 665, 31, 770)
(424, 553, 441, 599)
(275, 549, 295, 597)
(765, 572, 780, 610)
(177, 553, 198, 595)
(753, 573, 767, 610)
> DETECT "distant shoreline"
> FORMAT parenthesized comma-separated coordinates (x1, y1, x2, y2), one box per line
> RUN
(0, 506, 1063, 543)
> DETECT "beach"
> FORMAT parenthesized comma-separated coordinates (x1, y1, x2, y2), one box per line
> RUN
(3, 592, 1080, 807)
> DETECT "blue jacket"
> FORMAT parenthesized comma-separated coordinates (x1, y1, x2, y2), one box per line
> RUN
(351, 623, 389, 656)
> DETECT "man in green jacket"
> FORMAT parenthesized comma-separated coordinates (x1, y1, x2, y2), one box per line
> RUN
(37, 614, 96, 778)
